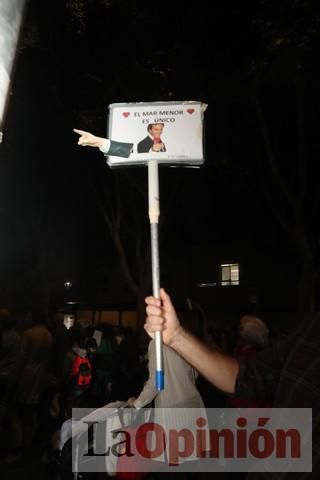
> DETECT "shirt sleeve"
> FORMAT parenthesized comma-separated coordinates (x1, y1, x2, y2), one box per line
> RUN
(99, 139, 111, 154)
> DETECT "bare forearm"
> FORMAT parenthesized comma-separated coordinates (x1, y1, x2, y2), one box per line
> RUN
(169, 327, 239, 394)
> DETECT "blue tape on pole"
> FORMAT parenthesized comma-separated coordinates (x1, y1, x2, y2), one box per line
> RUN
(156, 370, 164, 391)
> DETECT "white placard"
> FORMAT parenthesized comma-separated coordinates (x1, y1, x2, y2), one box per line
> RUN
(93, 329, 102, 347)
(106, 101, 206, 167)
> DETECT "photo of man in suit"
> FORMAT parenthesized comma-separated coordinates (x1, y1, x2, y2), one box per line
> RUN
(137, 123, 166, 153)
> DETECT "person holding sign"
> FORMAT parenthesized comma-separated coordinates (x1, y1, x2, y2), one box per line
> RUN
(137, 123, 166, 153)
(144, 289, 320, 406)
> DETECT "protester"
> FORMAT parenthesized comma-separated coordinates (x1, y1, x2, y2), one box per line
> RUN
(127, 337, 208, 469)
(144, 288, 320, 477)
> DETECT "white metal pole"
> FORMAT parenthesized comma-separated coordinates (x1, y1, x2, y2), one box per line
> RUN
(148, 160, 164, 390)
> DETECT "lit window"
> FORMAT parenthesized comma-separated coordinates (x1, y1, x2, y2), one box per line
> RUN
(220, 263, 239, 286)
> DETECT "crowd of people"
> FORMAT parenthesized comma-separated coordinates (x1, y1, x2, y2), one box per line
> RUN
(1, 287, 317, 480)
(0, 295, 287, 472)
(0, 309, 148, 466)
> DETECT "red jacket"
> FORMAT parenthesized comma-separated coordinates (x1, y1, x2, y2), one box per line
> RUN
(71, 355, 92, 387)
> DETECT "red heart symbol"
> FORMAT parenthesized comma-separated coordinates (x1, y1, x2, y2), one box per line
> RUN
(123, 112, 130, 118)
(187, 108, 195, 114)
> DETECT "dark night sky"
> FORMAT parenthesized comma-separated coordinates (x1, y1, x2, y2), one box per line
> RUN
(1, 0, 320, 309)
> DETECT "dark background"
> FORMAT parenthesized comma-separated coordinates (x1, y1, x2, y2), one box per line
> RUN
(1, 0, 320, 315)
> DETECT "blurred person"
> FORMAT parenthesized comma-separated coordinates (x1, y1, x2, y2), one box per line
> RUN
(52, 316, 73, 380)
(228, 314, 271, 408)
(126, 336, 208, 470)
(109, 327, 141, 401)
(10, 311, 53, 457)
(234, 314, 270, 357)
(85, 337, 98, 367)
(70, 340, 92, 394)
